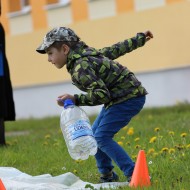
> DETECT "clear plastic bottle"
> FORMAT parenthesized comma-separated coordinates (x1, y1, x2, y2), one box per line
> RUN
(60, 99, 97, 160)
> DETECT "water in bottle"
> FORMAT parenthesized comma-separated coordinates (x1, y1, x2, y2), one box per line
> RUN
(60, 99, 97, 160)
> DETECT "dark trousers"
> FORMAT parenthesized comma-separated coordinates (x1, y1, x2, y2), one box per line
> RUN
(0, 118, 5, 145)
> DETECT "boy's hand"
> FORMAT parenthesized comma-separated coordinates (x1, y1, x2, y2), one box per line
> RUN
(144, 31, 153, 42)
(57, 94, 75, 106)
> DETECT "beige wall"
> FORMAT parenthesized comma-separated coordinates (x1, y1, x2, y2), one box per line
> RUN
(6, 1, 190, 88)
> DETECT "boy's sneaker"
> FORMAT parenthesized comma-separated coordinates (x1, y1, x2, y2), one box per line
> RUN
(99, 171, 119, 183)
(127, 176, 151, 183)
(127, 176, 132, 183)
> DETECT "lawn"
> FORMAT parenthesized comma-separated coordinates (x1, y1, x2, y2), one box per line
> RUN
(1, 103, 190, 189)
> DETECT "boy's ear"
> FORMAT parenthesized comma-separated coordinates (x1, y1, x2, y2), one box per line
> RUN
(62, 44, 70, 55)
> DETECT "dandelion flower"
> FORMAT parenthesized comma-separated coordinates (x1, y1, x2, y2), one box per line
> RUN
(73, 169, 77, 174)
(127, 127, 134, 135)
(148, 148, 155, 155)
(75, 160, 82, 164)
(149, 136, 157, 143)
(169, 148, 175, 154)
(43, 141, 48, 145)
(168, 131, 175, 136)
(161, 147, 169, 153)
(180, 133, 187, 138)
(134, 137, 140, 142)
(153, 153, 158, 157)
(132, 155, 137, 160)
(45, 134, 51, 139)
(118, 141, 123, 146)
(154, 128, 160, 132)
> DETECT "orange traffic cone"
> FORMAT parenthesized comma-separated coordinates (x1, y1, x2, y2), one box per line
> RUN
(129, 150, 151, 188)
(0, 179, 6, 190)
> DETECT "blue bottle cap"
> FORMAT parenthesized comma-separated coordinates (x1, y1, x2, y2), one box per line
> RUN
(64, 99, 74, 108)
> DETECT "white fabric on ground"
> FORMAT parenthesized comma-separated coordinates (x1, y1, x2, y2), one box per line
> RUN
(0, 167, 129, 190)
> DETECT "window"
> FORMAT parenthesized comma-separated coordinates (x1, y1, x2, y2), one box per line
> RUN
(46, 0, 70, 9)
(21, 0, 31, 13)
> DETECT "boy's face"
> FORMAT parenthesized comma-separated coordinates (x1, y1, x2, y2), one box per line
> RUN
(46, 44, 70, 69)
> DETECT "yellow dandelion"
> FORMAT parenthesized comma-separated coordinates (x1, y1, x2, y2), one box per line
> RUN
(168, 131, 175, 136)
(123, 126, 128, 130)
(154, 128, 160, 132)
(169, 148, 175, 154)
(121, 136, 125, 140)
(127, 127, 134, 135)
(149, 136, 157, 143)
(153, 152, 158, 157)
(134, 137, 140, 142)
(45, 134, 51, 139)
(43, 141, 48, 145)
(75, 160, 82, 164)
(73, 169, 77, 174)
(161, 147, 169, 153)
(148, 148, 155, 155)
(180, 133, 187, 138)
(132, 155, 137, 160)
(118, 141, 123, 146)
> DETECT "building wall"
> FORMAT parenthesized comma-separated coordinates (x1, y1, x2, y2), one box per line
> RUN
(13, 66, 190, 119)
(6, 1, 190, 88)
(1, 0, 189, 119)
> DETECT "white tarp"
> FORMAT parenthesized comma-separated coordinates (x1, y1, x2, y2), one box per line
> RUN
(0, 167, 129, 190)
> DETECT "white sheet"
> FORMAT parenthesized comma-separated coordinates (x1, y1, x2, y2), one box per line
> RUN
(0, 167, 129, 190)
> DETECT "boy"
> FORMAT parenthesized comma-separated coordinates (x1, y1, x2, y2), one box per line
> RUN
(36, 27, 153, 182)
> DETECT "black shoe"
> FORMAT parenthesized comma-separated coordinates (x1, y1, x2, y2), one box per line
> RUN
(127, 176, 151, 183)
(127, 176, 132, 182)
(99, 171, 119, 183)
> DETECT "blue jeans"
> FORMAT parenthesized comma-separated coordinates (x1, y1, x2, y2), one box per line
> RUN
(92, 96, 146, 177)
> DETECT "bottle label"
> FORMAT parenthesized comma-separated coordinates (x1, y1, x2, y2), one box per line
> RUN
(68, 119, 94, 140)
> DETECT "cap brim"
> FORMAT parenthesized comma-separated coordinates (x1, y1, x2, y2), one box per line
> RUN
(36, 44, 46, 54)
(36, 40, 56, 54)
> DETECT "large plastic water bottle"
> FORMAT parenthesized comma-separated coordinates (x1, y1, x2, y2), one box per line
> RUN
(60, 99, 97, 160)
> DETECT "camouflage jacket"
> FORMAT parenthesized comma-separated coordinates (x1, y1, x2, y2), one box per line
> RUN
(66, 33, 148, 108)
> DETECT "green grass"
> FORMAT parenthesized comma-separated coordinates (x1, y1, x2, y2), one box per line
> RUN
(1, 104, 190, 189)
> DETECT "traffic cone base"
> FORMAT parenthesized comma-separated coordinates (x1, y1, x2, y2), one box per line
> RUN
(0, 179, 6, 190)
(129, 150, 151, 188)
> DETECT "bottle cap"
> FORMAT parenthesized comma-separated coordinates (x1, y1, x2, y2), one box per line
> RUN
(64, 99, 74, 108)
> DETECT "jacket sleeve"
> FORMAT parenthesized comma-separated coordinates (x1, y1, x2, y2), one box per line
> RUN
(73, 61, 111, 106)
(99, 33, 146, 60)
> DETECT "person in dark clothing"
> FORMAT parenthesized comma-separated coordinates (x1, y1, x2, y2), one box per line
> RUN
(0, 2, 16, 146)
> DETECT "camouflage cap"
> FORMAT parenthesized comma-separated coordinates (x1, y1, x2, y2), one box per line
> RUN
(36, 27, 79, 54)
